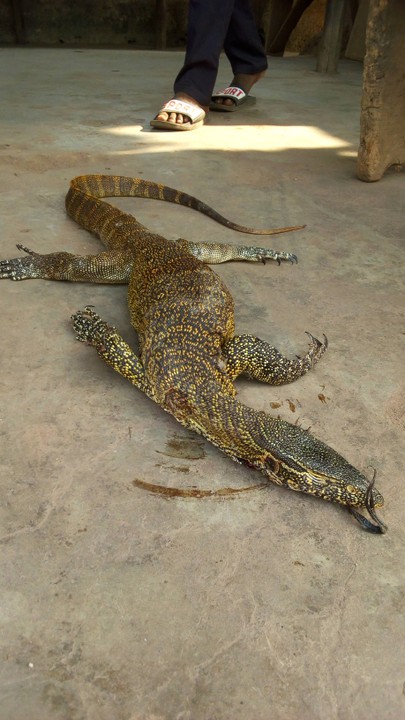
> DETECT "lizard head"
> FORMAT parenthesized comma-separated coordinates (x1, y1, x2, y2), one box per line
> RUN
(254, 414, 387, 534)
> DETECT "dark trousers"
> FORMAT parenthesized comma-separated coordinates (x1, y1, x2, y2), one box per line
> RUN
(173, 0, 268, 106)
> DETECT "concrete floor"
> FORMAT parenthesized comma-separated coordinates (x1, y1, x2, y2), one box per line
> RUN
(0, 48, 404, 720)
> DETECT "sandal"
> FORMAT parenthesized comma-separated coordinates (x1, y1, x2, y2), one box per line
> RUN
(210, 86, 256, 113)
(150, 99, 206, 131)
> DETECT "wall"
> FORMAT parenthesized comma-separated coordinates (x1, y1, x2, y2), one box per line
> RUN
(0, 0, 188, 47)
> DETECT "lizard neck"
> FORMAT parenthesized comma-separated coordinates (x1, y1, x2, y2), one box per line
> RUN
(162, 386, 274, 471)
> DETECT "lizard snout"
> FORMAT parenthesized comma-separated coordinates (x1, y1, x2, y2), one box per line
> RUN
(347, 469, 387, 534)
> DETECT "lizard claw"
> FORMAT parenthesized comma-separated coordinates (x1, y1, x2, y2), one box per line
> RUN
(304, 332, 328, 362)
(254, 250, 298, 265)
(15, 244, 39, 256)
(274, 252, 297, 265)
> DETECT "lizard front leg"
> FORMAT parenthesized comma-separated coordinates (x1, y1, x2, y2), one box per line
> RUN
(0, 245, 133, 283)
(71, 306, 152, 395)
(223, 332, 328, 385)
(176, 239, 297, 265)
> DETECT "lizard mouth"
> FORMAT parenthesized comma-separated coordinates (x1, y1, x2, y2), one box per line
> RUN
(347, 469, 387, 534)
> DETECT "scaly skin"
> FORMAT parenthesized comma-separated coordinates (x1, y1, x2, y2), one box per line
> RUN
(0, 175, 386, 533)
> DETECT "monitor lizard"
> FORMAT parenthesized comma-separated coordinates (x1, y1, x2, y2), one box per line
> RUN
(0, 174, 386, 533)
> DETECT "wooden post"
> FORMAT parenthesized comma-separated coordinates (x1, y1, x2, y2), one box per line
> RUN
(262, 0, 293, 51)
(357, 0, 405, 181)
(316, 0, 347, 73)
(266, 0, 312, 55)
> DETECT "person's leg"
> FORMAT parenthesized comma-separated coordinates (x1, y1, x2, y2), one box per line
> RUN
(224, 0, 268, 74)
(173, 0, 236, 104)
(154, 0, 235, 127)
(214, 0, 268, 107)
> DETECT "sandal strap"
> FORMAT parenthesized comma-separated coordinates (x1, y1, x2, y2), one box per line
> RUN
(160, 99, 204, 122)
(212, 86, 247, 101)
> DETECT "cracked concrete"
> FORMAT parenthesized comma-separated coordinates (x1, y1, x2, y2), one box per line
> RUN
(0, 48, 404, 720)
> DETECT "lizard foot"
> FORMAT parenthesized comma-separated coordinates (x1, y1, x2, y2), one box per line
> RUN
(71, 306, 115, 347)
(0, 244, 42, 280)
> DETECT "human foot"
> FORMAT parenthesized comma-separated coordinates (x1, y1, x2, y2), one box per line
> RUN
(211, 71, 266, 110)
(151, 94, 208, 131)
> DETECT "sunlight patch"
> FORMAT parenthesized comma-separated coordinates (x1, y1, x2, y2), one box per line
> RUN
(102, 124, 353, 154)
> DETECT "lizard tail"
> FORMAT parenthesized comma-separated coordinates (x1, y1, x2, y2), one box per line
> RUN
(68, 174, 305, 236)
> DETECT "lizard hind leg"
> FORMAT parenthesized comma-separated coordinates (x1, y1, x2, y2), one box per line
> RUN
(223, 332, 328, 385)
